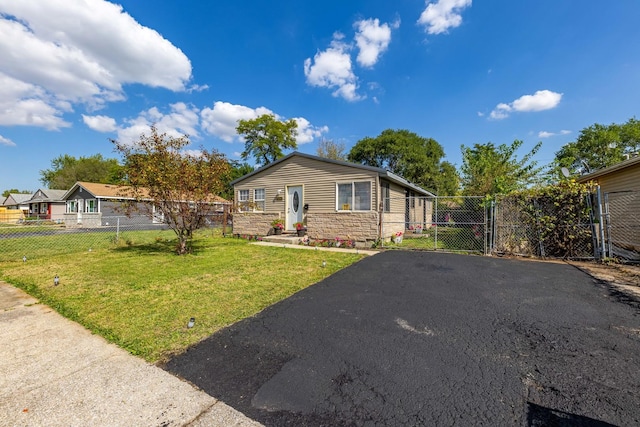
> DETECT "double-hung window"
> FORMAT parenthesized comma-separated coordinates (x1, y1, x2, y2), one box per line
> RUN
(337, 181, 371, 211)
(253, 189, 265, 211)
(67, 200, 78, 213)
(86, 199, 97, 213)
(238, 189, 249, 212)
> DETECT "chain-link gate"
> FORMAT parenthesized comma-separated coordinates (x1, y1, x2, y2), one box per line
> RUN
(382, 196, 488, 253)
(603, 191, 640, 260)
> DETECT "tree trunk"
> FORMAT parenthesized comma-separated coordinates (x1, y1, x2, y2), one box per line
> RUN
(176, 236, 189, 255)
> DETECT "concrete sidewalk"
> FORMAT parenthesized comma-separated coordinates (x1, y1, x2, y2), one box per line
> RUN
(0, 282, 262, 427)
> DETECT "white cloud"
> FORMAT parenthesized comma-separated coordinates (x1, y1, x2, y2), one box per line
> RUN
(354, 18, 395, 68)
(0, 72, 71, 129)
(182, 149, 204, 158)
(512, 90, 563, 112)
(304, 33, 363, 102)
(0, 134, 16, 146)
(489, 90, 563, 120)
(200, 101, 273, 142)
(200, 101, 327, 145)
(538, 129, 571, 138)
(82, 114, 117, 133)
(418, 0, 472, 35)
(293, 117, 329, 144)
(489, 103, 512, 120)
(115, 103, 200, 144)
(186, 84, 209, 93)
(0, 0, 192, 129)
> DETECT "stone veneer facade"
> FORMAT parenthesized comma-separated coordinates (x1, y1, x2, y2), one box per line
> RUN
(306, 212, 379, 243)
(62, 212, 102, 228)
(232, 211, 413, 244)
(232, 212, 281, 236)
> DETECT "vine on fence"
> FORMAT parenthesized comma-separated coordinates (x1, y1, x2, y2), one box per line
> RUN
(511, 180, 594, 258)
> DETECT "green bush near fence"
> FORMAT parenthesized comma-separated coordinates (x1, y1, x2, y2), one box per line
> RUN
(0, 229, 365, 363)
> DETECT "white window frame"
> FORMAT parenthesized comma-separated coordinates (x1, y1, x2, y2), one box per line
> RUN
(238, 189, 250, 212)
(253, 188, 265, 212)
(336, 181, 372, 212)
(67, 200, 78, 213)
(85, 199, 98, 213)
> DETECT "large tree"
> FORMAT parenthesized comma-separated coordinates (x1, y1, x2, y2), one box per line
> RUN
(112, 127, 230, 255)
(40, 154, 123, 189)
(347, 129, 458, 195)
(553, 117, 640, 177)
(460, 140, 542, 196)
(236, 114, 298, 166)
(316, 138, 347, 161)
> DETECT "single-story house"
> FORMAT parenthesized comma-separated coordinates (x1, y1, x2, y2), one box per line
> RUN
(577, 154, 640, 253)
(2, 193, 33, 212)
(62, 181, 231, 228)
(26, 189, 67, 221)
(230, 152, 435, 244)
(0, 193, 32, 223)
(61, 182, 162, 227)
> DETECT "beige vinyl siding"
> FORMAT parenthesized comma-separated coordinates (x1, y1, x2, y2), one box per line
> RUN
(596, 164, 640, 193)
(386, 181, 407, 213)
(590, 163, 640, 252)
(235, 156, 379, 213)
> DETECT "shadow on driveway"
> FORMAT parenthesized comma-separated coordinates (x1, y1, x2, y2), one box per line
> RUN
(164, 251, 640, 426)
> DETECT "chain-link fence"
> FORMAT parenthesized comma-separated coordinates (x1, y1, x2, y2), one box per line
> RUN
(382, 196, 488, 253)
(493, 194, 595, 259)
(603, 191, 640, 260)
(0, 211, 232, 263)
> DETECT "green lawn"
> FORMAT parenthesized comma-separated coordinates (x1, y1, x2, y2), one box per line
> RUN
(387, 227, 485, 252)
(0, 229, 365, 363)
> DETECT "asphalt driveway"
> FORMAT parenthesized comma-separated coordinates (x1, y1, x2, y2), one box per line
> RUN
(165, 251, 640, 426)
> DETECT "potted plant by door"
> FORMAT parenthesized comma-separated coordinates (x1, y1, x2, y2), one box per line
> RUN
(271, 219, 284, 235)
(294, 222, 306, 237)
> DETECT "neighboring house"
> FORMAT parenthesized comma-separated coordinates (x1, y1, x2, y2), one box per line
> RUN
(2, 193, 33, 211)
(577, 155, 640, 193)
(26, 189, 67, 221)
(61, 182, 159, 227)
(62, 181, 231, 228)
(577, 155, 640, 253)
(230, 152, 435, 245)
(0, 193, 33, 223)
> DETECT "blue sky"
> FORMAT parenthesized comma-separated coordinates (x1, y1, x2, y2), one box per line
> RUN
(1, 0, 639, 192)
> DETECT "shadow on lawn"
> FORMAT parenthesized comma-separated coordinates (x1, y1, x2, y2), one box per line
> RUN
(111, 237, 218, 255)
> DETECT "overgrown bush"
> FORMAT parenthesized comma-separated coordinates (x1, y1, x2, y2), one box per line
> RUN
(497, 181, 595, 258)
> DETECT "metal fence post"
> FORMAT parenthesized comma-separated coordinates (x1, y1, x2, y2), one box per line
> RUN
(595, 186, 606, 259)
(433, 197, 437, 251)
(116, 217, 120, 243)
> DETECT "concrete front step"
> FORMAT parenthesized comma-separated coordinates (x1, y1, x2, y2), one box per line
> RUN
(262, 234, 303, 244)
